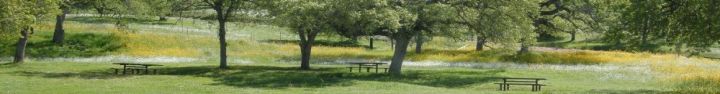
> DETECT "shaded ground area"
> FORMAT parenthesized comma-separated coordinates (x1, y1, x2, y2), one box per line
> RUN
(262, 40, 367, 48)
(0, 62, 684, 93)
(10, 65, 504, 89)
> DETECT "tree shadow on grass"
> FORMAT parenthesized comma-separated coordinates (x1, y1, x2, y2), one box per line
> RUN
(12, 70, 131, 79)
(9, 65, 505, 89)
(67, 16, 175, 25)
(158, 65, 505, 89)
(261, 40, 366, 48)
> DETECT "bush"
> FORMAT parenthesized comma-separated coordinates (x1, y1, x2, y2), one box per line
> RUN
(23, 33, 123, 57)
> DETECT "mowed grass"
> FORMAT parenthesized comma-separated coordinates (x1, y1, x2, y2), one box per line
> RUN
(2, 15, 720, 93)
(0, 62, 674, 94)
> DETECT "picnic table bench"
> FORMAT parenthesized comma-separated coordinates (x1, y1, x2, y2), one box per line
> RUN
(112, 63, 163, 75)
(494, 77, 547, 92)
(346, 61, 388, 73)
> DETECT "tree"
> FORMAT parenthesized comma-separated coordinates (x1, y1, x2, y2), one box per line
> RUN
(141, 0, 195, 21)
(378, 0, 456, 75)
(1, 0, 60, 63)
(52, 0, 71, 43)
(453, 0, 538, 51)
(52, 0, 94, 44)
(272, 0, 333, 70)
(202, 0, 255, 69)
(665, 0, 720, 55)
(606, 0, 720, 55)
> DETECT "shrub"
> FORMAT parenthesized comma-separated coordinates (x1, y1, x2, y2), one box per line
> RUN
(24, 33, 123, 57)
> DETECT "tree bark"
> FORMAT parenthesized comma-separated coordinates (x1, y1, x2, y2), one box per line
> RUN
(298, 29, 317, 70)
(209, 0, 231, 69)
(569, 31, 576, 42)
(415, 33, 423, 54)
(640, 30, 648, 50)
(475, 36, 486, 51)
(159, 16, 167, 21)
(369, 37, 374, 49)
(14, 28, 30, 63)
(217, 19, 228, 69)
(389, 36, 411, 75)
(53, 7, 69, 44)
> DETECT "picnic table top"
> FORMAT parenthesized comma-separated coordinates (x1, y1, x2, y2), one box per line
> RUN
(346, 62, 387, 64)
(495, 77, 547, 80)
(112, 63, 163, 66)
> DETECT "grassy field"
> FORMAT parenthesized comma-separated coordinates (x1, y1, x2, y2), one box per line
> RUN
(2, 15, 720, 93)
(0, 62, 677, 94)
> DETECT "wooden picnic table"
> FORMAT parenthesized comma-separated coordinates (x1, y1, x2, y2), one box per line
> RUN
(112, 63, 163, 75)
(495, 77, 547, 91)
(346, 61, 387, 73)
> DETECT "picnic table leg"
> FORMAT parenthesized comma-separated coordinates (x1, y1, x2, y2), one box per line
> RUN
(537, 85, 542, 91)
(497, 84, 504, 91)
(349, 67, 353, 72)
(531, 85, 536, 91)
(505, 84, 509, 91)
(144, 66, 149, 74)
(374, 65, 379, 73)
(122, 65, 127, 75)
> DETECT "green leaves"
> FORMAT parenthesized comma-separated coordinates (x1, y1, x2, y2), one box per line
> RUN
(1, 0, 60, 39)
(454, 0, 538, 48)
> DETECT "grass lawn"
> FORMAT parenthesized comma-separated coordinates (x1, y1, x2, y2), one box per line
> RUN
(0, 62, 674, 94)
(2, 15, 719, 94)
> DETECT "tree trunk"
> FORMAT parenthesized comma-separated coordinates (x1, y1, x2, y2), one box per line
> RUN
(640, 30, 648, 50)
(299, 43, 312, 70)
(218, 19, 228, 69)
(475, 36, 486, 51)
(675, 41, 683, 56)
(53, 7, 69, 44)
(569, 31, 576, 42)
(389, 36, 411, 75)
(350, 36, 358, 43)
(415, 34, 423, 54)
(159, 16, 167, 21)
(212, 2, 229, 69)
(298, 29, 317, 70)
(369, 37, 374, 49)
(14, 28, 30, 63)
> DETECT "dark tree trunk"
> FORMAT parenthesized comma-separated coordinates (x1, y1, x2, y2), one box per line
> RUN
(415, 33, 423, 54)
(640, 30, 648, 50)
(569, 31, 576, 42)
(298, 29, 317, 70)
(14, 28, 30, 63)
(53, 7, 69, 44)
(299, 43, 312, 70)
(675, 42, 683, 56)
(209, 0, 231, 69)
(475, 36, 486, 51)
(159, 16, 168, 21)
(350, 36, 358, 42)
(389, 35, 411, 75)
(369, 37, 374, 49)
(217, 20, 228, 69)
